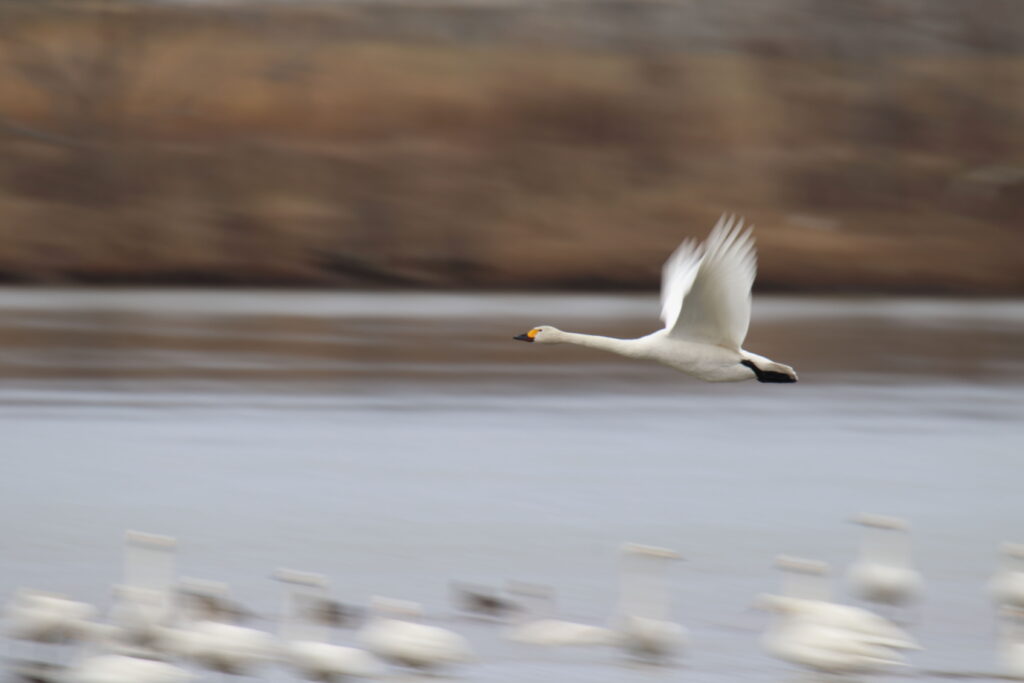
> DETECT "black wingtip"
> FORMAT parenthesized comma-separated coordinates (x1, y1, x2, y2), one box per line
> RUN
(741, 359, 797, 384)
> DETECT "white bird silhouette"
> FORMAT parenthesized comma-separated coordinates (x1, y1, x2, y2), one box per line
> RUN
(998, 606, 1024, 679)
(163, 579, 278, 677)
(847, 514, 923, 618)
(357, 597, 473, 671)
(610, 543, 687, 661)
(502, 582, 616, 647)
(514, 214, 797, 383)
(991, 543, 1024, 612)
(273, 568, 383, 681)
(61, 653, 193, 683)
(773, 555, 919, 651)
(3, 588, 96, 662)
(758, 554, 920, 675)
(758, 596, 910, 676)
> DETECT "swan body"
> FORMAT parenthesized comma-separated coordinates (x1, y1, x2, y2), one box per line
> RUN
(762, 615, 907, 675)
(514, 215, 797, 384)
(169, 617, 278, 674)
(1003, 638, 1024, 680)
(506, 619, 617, 646)
(757, 594, 917, 675)
(847, 515, 923, 610)
(502, 582, 615, 648)
(612, 543, 687, 661)
(60, 654, 192, 683)
(991, 543, 1024, 611)
(613, 615, 686, 659)
(4, 589, 96, 644)
(357, 598, 473, 671)
(769, 597, 919, 651)
(274, 568, 383, 681)
(284, 640, 384, 680)
(163, 580, 278, 674)
(998, 607, 1024, 679)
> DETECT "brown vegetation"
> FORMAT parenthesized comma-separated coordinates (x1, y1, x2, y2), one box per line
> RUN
(0, 1, 1022, 293)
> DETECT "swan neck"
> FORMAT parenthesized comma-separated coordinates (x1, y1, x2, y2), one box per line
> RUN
(781, 570, 831, 602)
(863, 528, 909, 566)
(281, 584, 328, 643)
(617, 553, 672, 620)
(558, 331, 639, 356)
(1003, 553, 1024, 572)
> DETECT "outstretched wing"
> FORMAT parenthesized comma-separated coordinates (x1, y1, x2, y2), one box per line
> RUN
(659, 237, 703, 332)
(660, 215, 757, 351)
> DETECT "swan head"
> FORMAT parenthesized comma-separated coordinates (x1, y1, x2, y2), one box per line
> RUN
(370, 596, 423, 619)
(271, 568, 328, 588)
(513, 326, 562, 344)
(751, 593, 806, 614)
(851, 514, 908, 531)
(1000, 542, 1024, 559)
(621, 543, 682, 560)
(774, 555, 830, 576)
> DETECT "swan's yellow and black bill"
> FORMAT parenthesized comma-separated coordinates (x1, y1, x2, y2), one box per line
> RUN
(513, 328, 539, 342)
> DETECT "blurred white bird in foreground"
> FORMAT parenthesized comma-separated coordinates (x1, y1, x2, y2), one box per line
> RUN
(112, 532, 178, 650)
(847, 514, 923, 618)
(999, 606, 1024, 680)
(610, 543, 687, 662)
(514, 214, 798, 384)
(775, 555, 832, 602)
(164, 578, 278, 677)
(61, 594, 192, 683)
(991, 543, 1024, 613)
(273, 569, 383, 681)
(757, 594, 910, 676)
(3, 588, 96, 660)
(61, 649, 192, 683)
(502, 582, 616, 648)
(774, 556, 919, 651)
(758, 557, 920, 675)
(357, 597, 473, 671)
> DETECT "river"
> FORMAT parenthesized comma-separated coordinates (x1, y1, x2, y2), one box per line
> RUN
(1, 289, 1022, 682)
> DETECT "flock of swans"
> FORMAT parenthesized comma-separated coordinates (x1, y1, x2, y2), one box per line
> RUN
(1, 217, 1017, 682)
(5, 519, 1024, 682)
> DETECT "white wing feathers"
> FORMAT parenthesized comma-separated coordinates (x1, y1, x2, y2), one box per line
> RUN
(659, 237, 702, 332)
(659, 214, 757, 351)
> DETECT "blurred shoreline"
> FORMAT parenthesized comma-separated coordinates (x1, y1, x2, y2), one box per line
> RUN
(0, 1, 1022, 294)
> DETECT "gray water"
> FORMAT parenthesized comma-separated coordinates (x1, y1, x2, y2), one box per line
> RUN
(2, 289, 1023, 682)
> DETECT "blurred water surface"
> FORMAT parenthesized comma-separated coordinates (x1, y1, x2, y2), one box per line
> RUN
(1, 289, 1022, 682)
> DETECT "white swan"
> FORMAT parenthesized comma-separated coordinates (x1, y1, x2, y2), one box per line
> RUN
(772, 555, 919, 651)
(758, 597, 908, 676)
(273, 569, 383, 681)
(163, 579, 278, 676)
(991, 543, 1024, 611)
(502, 582, 616, 647)
(3, 588, 97, 660)
(514, 214, 797, 383)
(123, 531, 177, 597)
(113, 531, 178, 649)
(847, 514, 923, 613)
(774, 555, 832, 602)
(60, 616, 192, 683)
(61, 649, 193, 683)
(999, 607, 1024, 679)
(356, 597, 474, 671)
(610, 543, 687, 661)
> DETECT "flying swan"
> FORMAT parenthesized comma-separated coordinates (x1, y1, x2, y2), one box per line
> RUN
(514, 214, 797, 383)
